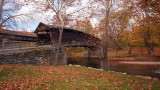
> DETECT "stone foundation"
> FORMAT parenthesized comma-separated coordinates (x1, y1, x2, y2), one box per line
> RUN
(0, 47, 67, 65)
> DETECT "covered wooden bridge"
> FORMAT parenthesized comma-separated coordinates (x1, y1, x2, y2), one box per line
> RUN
(0, 29, 36, 42)
(34, 22, 101, 57)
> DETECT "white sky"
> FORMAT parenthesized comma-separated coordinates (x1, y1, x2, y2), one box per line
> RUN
(13, 0, 101, 32)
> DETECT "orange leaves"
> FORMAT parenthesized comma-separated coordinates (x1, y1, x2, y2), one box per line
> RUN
(0, 65, 160, 89)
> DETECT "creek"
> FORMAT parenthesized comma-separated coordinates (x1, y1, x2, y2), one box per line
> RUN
(67, 57, 160, 79)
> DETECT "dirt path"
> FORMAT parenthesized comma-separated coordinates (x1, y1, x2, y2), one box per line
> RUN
(110, 55, 160, 61)
(110, 54, 160, 65)
(118, 61, 160, 65)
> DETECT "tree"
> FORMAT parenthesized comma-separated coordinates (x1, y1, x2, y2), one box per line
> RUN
(127, 24, 134, 54)
(75, 19, 94, 34)
(130, 0, 160, 55)
(109, 7, 133, 54)
(92, 0, 114, 71)
(102, 0, 113, 71)
(94, 0, 135, 70)
(0, 0, 32, 29)
(46, 0, 82, 65)
(132, 18, 160, 55)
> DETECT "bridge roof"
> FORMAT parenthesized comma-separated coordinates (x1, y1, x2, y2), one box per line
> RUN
(34, 22, 83, 33)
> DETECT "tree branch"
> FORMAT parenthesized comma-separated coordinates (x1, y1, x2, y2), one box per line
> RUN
(0, 14, 28, 29)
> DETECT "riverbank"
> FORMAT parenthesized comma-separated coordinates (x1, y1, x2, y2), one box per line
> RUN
(67, 47, 160, 65)
(0, 65, 160, 89)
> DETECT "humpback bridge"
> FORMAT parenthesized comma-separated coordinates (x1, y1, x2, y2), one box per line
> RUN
(34, 22, 101, 57)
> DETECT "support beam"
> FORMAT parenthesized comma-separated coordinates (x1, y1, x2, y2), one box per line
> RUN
(49, 31, 53, 45)
(88, 47, 101, 58)
(88, 47, 91, 58)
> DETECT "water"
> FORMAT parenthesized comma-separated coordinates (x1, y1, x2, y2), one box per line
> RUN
(67, 57, 160, 79)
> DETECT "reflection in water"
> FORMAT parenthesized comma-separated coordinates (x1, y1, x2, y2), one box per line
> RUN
(67, 57, 160, 79)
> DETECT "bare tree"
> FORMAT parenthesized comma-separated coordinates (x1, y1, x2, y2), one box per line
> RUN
(46, 0, 82, 65)
(93, 0, 114, 71)
(0, 0, 33, 29)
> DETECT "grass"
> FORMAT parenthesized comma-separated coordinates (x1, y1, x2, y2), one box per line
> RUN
(67, 51, 88, 57)
(66, 47, 88, 57)
(0, 65, 160, 89)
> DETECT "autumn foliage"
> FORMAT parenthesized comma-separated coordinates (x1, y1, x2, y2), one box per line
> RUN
(0, 65, 160, 89)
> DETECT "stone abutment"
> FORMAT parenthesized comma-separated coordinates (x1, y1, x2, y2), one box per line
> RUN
(0, 47, 67, 65)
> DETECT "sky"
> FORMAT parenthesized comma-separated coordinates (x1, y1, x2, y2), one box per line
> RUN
(14, 0, 53, 32)
(14, 0, 99, 32)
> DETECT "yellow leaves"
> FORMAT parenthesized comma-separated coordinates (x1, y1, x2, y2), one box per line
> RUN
(132, 15, 160, 46)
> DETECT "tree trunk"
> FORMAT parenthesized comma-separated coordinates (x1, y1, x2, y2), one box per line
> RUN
(148, 48, 151, 55)
(116, 49, 118, 55)
(103, 43, 109, 71)
(54, 0, 64, 65)
(54, 0, 65, 65)
(128, 47, 132, 54)
(128, 30, 132, 54)
(0, 0, 4, 21)
(146, 29, 151, 55)
(88, 47, 91, 58)
(151, 42, 154, 52)
(54, 28, 63, 65)
(145, 42, 151, 55)
(103, 30, 109, 70)
(103, 5, 110, 71)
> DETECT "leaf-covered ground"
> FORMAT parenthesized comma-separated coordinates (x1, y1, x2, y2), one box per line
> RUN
(0, 65, 160, 89)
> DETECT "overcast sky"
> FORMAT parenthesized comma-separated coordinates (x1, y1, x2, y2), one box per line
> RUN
(15, 0, 53, 32)
(14, 0, 99, 32)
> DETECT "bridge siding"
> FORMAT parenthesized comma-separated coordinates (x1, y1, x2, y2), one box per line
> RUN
(35, 22, 101, 58)
(35, 22, 100, 47)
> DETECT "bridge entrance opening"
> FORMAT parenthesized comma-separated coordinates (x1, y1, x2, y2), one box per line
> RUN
(65, 47, 88, 57)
